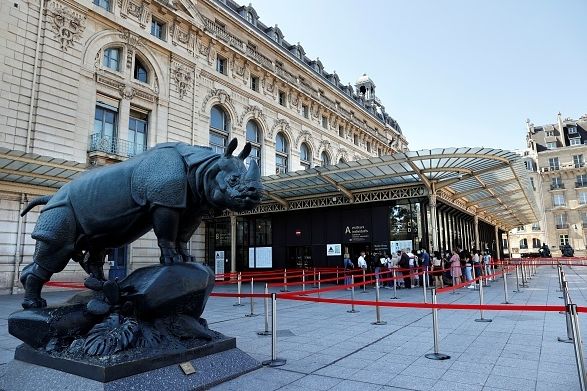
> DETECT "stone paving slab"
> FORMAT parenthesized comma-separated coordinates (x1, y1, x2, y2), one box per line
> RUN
(0, 265, 585, 390)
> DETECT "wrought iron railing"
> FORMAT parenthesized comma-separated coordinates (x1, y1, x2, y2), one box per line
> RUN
(247, 45, 273, 70)
(88, 133, 147, 158)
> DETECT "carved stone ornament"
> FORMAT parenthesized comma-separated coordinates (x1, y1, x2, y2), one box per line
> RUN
(295, 129, 314, 148)
(238, 105, 266, 127)
(118, 0, 151, 28)
(119, 30, 143, 69)
(119, 85, 135, 100)
(48, 1, 86, 51)
(201, 88, 234, 113)
(269, 119, 290, 140)
(172, 63, 193, 100)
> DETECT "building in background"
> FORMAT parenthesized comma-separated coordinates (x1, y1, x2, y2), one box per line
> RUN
(509, 113, 587, 257)
(0, 0, 406, 292)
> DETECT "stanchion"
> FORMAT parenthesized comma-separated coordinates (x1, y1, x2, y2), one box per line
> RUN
(302, 269, 306, 293)
(347, 275, 359, 313)
(312, 267, 317, 288)
(568, 304, 587, 391)
(558, 280, 574, 343)
(245, 277, 259, 317)
(371, 278, 387, 325)
(483, 266, 490, 287)
(257, 283, 271, 336)
(233, 272, 245, 307)
(559, 270, 567, 300)
(317, 272, 321, 297)
(280, 269, 289, 292)
(471, 264, 477, 290)
(425, 288, 450, 361)
(557, 264, 563, 292)
(475, 275, 492, 323)
(520, 262, 529, 288)
(451, 275, 459, 295)
(336, 266, 339, 285)
(390, 269, 399, 300)
(501, 268, 512, 304)
(262, 293, 286, 367)
(361, 269, 367, 293)
(513, 265, 521, 293)
(422, 267, 428, 303)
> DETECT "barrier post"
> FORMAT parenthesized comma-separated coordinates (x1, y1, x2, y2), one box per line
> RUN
(471, 263, 477, 290)
(233, 272, 245, 307)
(390, 268, 399, 300)
(245, 277, 259, 317)
(312, 267, 317, 288)
(361, 268, 367, 293)
(557, 265, 564, 292)
(513, 265, 521, 293)
(422, 267, 428, 303)
(568, 304, 587, 391)
(451, 275, 459, 295)
(371, 278, 387, 325)
(347, 275, 359, 313)
(280, 269, 289, 292)
(318, 272, 321, 297)
(527, 261, 533, 280)
(558, 280, 574, 343)
(257, 283, 271, 336)
(475, 275, 492, 323)
(501, 268, 512, 304)
(336, 266, 339, 285)
(520, 262, 529, 288)
(425, 288, 450, 360)
(302, 269, 306, 293)
(261, 293, 286, 367)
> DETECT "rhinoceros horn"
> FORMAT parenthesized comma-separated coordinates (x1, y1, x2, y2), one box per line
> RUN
(238, 143, 252, 160)
(224, 138, 238, 157)
(245, 159, 260, 182)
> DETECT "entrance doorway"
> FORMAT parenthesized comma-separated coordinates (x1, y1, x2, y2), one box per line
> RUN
(345, 243, 371, 264)
(287, 246, 312, 269)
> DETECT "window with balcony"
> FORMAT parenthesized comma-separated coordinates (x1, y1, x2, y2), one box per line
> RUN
(555, 214, 568, 229)
(300, 143, 311, 170)
(532, 238, 541, 248)
(216, 55, 227, 75)
(133, 58, 149, 83)
(574, 155, 585, 168)
(151, 18, 166, 40)
(245, 120, 261, 169)
(579, 192, 587, 205)
(553, 194, 566, 207)
(93, 0, 110, 11)
(570, 138, 582, 146)
(577, 174, 587, 188)
(250, 75, 259, 92)
(551, 177, 564, 190)
(92, 104, 118, 153)
(549, 157, 560, 170)
(275, 132, 289, 174)
(128, 109, 148, 156)
(519, 239, 528, 249)
(103, 47, 121, 71)
(559, 234, 569, 246)
(546, 142, 557, 149)
(210, 105, 230, 154)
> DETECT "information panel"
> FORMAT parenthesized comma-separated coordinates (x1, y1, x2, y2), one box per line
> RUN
(390, 240, 414, 254)
(214, 250, 225, 280)
(248, 247, 273, 268)
(326, 244, 342, 256)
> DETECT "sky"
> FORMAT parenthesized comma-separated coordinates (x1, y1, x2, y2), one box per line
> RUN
(247, 0, 586, 151)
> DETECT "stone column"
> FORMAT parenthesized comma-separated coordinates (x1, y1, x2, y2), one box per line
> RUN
(474, 215, 480, 251)
(494, 226, 501, 259)
(230, 213, 237, 274)
(428, 193, 439, 251)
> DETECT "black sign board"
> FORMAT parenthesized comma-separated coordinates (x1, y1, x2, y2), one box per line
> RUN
(343, 225, 370, 242)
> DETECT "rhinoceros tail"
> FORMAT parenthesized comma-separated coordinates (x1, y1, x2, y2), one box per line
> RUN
(21, 195, 52, 216)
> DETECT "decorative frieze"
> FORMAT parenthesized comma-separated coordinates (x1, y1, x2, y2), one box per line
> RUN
(269, 119, 290, 140)
(171, 62, 193, 100)
(96, 74, 156, 103)
(48, 1, 86, 51)
(119, 0, 151, 28)
(119, 30, 143, 69)
(237, 105, 266, 127)
(171, 22, 197, 54)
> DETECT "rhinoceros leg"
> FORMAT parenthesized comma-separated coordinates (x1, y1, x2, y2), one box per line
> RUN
(151, 206, 183, 265)
(176, 216, 201, 263)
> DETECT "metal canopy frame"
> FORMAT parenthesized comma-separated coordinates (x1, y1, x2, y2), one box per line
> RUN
(260, 147, 538, 230)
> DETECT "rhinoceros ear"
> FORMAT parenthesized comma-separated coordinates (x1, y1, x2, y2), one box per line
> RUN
(238, 142, 252, 160)
(224, 138, 238, 157)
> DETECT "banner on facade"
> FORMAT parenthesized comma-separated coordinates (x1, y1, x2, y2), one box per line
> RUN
(390, 240, 414, 254)
(248, 247, 273, 268)
(326, 244, 342, 256)
(214, 250, 225, 280)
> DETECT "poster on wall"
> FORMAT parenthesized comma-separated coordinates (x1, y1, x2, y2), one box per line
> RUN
(390, 240, 413, 254)
(326, 244, 342, 256)
(214, 250, 225, 280)
(248, 247, 273, 268)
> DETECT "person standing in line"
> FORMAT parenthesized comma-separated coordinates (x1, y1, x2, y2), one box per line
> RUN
(420, 249, 431, 287)
(432, 251, 444, 288)
(450, 249, 462, 285)
(373, 252, 382, 282)
(483, 251, 492, 280)
(343, 247, 354, 288)
(407, 248, 417, 287)
(399, 249, 412, 289)
(357, 251, 367, 270)
(472, 250, 482, 287)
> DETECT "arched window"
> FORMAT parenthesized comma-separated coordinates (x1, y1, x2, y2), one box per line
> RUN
(519, 238, 528, 249)
(321, 151, 331, 167)
(210, 105, 230, 154)
(532, 238, 541, 248)
(300, 142, 311, 170)
(246, 12, 254, 23)
(272, 32, 279, 42)
(275, 132, 288, 174)
(245, 120, 261, 169)
(133, 58, 149, 83)
(103, 47, 121, 71)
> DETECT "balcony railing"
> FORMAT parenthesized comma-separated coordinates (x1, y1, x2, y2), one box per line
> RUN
(88, 133, 147, 158)
(550, 184, 565, 190)
(202, 17, 244, 52)
(576, 182, 587, 188)
(246, 45, 273, 71)
(556, 224, 569, 229)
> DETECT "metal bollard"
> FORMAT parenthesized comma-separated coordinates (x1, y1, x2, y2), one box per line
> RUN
(347, 275, 359, 313)
(425, 288, 451, 360)
(568, 304, 587, 391)
(527, 261, 533, 280)
(261, 293, 286, 367)
(520, 263, 529, 288)
(558, 280, 574, 343)
(475, 275, 492, 323)
(513, 265, 521, 293)
(280, 269, 289, 292)
(336, 266, 339, 285)
(302, 269, 306, 293)
(471, 264, 477, 290)
(390, 268, 399, 300)
(502, 268, 512, 304)
(245, 277, 259, 317)
(318, 272, 321, 298)
(361, 268, 367, 293)
(257, 283, 271, 336)
(557, 265, 563, 292)
(233, 272, 245, 307)
(312, 267, 318, 288)
(422, 267, 428, 303)
(371, 278, 387, 325)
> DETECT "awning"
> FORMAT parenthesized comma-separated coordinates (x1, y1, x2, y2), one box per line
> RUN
(259, 147, 538, 230)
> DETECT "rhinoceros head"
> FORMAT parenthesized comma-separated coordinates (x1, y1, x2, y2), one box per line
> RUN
(205, 138, 263, 212)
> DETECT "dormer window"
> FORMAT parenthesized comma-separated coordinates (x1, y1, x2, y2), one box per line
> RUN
(295, 48, 301, 59)
(246, 12, 254, 24)
(272, 32, 279, 42)
(569, 126, 578, 134)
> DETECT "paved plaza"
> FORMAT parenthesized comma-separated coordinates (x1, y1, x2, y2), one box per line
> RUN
(0, 265, 586, 390)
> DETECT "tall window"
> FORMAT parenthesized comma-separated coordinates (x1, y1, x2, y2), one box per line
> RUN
(94, 105, 117, 139)
(275, 132, 288, 174)
(531, 222, 540, 231)
(551, 176, 563, 189)
(532, 238, 541, 248)
(338, 126, 344, 138)
(366, 141, 371, 152)
(548, 157, 560, 170)
(245, 120, 261, 168)
(250, 75, 259, 92)
(560, 234, 569, 246)
(93, 0, 110, 11)
(353, 134, 358, 145)
(553, 194, 565, 207)
(278, 90, 286, 106)
(555, 214, 568, 229)
(210, 105, 229, 154)
(579, 192, 587, 205)
(103, 47, 121, 71)
(301, 104, 309, 119)
(151, 18, 165, 40)
(321, 115, 328, 129)
(577, 174, 587, 188)
(573, 154, 584, 168)
(546, 130, 554, 137)
(128, 110, 148, 156)
(519, 239, 528, 249)
(133, 58, 148, 83)
(300, 143, 311, 170)
(216, 55, 227, 75)
(321, 151, 331, 167)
